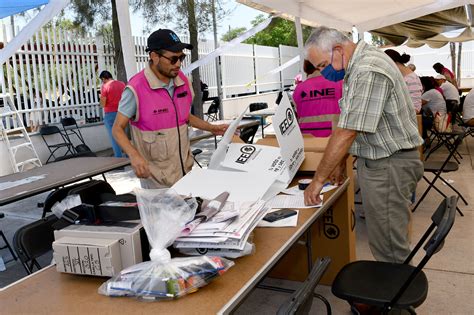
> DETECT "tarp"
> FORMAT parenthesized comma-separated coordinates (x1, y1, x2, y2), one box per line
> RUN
(0, 0, 69, 65)
(371, 5, 473, 48)
(0, 0, 49, 19)
(237, 0, 471, 33)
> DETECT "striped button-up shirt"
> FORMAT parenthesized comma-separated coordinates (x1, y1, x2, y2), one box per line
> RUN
(338, 41, 423, 160)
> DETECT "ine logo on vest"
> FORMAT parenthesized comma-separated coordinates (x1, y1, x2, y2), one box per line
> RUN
(300, 88, 336, 100)
(153, 108, 169, 115)
(279, 108, 295, 135)
(235, 145, 257, 164)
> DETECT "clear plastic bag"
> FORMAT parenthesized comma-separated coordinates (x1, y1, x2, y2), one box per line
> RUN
(99, 188, 234, 300)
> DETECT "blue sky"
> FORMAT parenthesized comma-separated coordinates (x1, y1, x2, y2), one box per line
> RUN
(130, 1, 263, 38)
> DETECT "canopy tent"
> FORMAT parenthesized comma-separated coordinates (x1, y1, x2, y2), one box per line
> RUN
(0, 0, 49, 20)
(371, 5, 474, 48)
(237, 0, 472, 33)
(0, 0, 69, 65)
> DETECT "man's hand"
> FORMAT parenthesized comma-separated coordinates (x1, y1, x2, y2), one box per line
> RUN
(329, 161, 346, 185)
(211, 124, 229, 136)
(304, 179, 324, 206)
(130, 153, 150, 178)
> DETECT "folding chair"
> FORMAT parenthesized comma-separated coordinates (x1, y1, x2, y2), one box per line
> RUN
(413, 131, 467, 216)
(205, 98, 220, 122)
(39, 125, 75, 163)
(424, 128, 463, 163)
(277, 257, 332, 315)
(239, 124, 259, 144)
(60, 117, 86, 147)
(13, 214, 59, 274)
(332, 196, 458, 315)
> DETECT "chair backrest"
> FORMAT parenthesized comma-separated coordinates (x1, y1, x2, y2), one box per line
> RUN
(389, 196, 458, 307)
(60, 117, 78, 127)
(39, 125, 62, 136)
(207, 99, 220, 114)
(249, 102, 268, 112)
(277, 257, 332, 315)
(239, 125, 259, 144)
(13, 214, 59, 274)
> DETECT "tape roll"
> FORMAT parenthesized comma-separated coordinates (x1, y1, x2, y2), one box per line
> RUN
(298, 179, 312, 190)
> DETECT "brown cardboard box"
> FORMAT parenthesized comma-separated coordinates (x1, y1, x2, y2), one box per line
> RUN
(268, 153, 356, 285)
(256, 134, 329, 153)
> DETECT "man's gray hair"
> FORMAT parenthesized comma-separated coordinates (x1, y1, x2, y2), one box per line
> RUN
(304, 26, 351, 54)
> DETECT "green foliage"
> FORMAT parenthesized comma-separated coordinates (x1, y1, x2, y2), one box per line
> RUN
(132, 0, 229, 34)
(243, 14, 314, 47)
(221, 27, 247, 42)
(370, 34, 388, 47)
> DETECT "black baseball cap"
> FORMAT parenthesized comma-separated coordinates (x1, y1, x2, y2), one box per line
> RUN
(145, 29, 193, 53)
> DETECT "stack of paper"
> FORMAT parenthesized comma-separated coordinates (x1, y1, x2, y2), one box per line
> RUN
(174, 200, 269, 252)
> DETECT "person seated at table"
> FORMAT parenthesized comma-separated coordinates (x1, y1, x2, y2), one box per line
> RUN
(434, 74, 460, 121)
(384, 49, 422, 114)
(112, 29, 228, 189)
(292, 59, 342, 137)
(462, 89, 474, 127)
(420, 76, 447, 139)
(433, 62, 458, 87)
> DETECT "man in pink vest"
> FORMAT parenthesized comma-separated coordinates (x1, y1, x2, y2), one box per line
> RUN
(293, 60, 343, 137)
(113, 29, 228, 188)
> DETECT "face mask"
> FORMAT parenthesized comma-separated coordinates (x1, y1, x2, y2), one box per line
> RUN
(321, 49, 345, 82)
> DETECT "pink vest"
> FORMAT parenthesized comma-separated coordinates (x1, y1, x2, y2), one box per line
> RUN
(293, 76, 342, 137)
(128, 71, 192, 131)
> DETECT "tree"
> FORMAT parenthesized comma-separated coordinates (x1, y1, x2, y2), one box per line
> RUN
(221, 27, 247, 42)
(132, 0, 229, 118)
(370, 34, 389, 47)
(68, 0, 127, 82)
(243, 14, 313, 48)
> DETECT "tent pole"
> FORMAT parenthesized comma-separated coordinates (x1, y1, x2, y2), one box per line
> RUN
(295, 16, 305, 78)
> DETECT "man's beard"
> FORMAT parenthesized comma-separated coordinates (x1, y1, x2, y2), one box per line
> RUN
(156, 64, 178, 79)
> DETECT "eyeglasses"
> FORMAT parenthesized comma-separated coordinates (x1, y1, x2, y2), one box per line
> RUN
(157, 53, 187, 65)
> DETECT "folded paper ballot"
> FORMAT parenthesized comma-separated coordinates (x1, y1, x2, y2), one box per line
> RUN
(266, 194, 323, 209)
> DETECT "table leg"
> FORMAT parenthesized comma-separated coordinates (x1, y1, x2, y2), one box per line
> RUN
(261, 117, 265, 138)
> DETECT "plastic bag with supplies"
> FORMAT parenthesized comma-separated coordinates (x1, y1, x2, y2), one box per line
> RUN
(98, 188, 234, 300)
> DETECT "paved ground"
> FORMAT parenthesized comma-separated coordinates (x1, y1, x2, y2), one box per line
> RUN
(1, 127, 473, 315)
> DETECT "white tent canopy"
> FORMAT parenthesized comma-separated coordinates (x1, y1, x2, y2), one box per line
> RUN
(238, 0, 472, 33)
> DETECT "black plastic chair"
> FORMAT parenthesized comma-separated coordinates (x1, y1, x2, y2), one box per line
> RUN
(413, 131, 467, 216)
(277, 257, 332, 315)
(205, 98, 220, 122)
(13, 214, 59, 274)
(239, 125, 259, 144)
(332, 196, 458, 315)
(39, 125, 75, 163)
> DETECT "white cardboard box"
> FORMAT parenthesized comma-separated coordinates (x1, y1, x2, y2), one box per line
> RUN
(54, 221, 144, 269)
(53, 236, 122, 276)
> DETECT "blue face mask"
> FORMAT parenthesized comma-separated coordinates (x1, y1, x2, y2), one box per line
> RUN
(321, 50, 345, 82)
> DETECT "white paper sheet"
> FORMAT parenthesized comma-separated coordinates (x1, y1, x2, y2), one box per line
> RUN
(171, 168, 276, 203)
(266, 194, 323, 209)
(208, 106, 249, 169)
(257, 209, 299, 227)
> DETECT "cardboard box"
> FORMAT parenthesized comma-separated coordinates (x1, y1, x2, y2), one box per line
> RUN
(257, 134, 329, 153)
(53, 236, 122, 276)
(54, 221, 145, 269)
